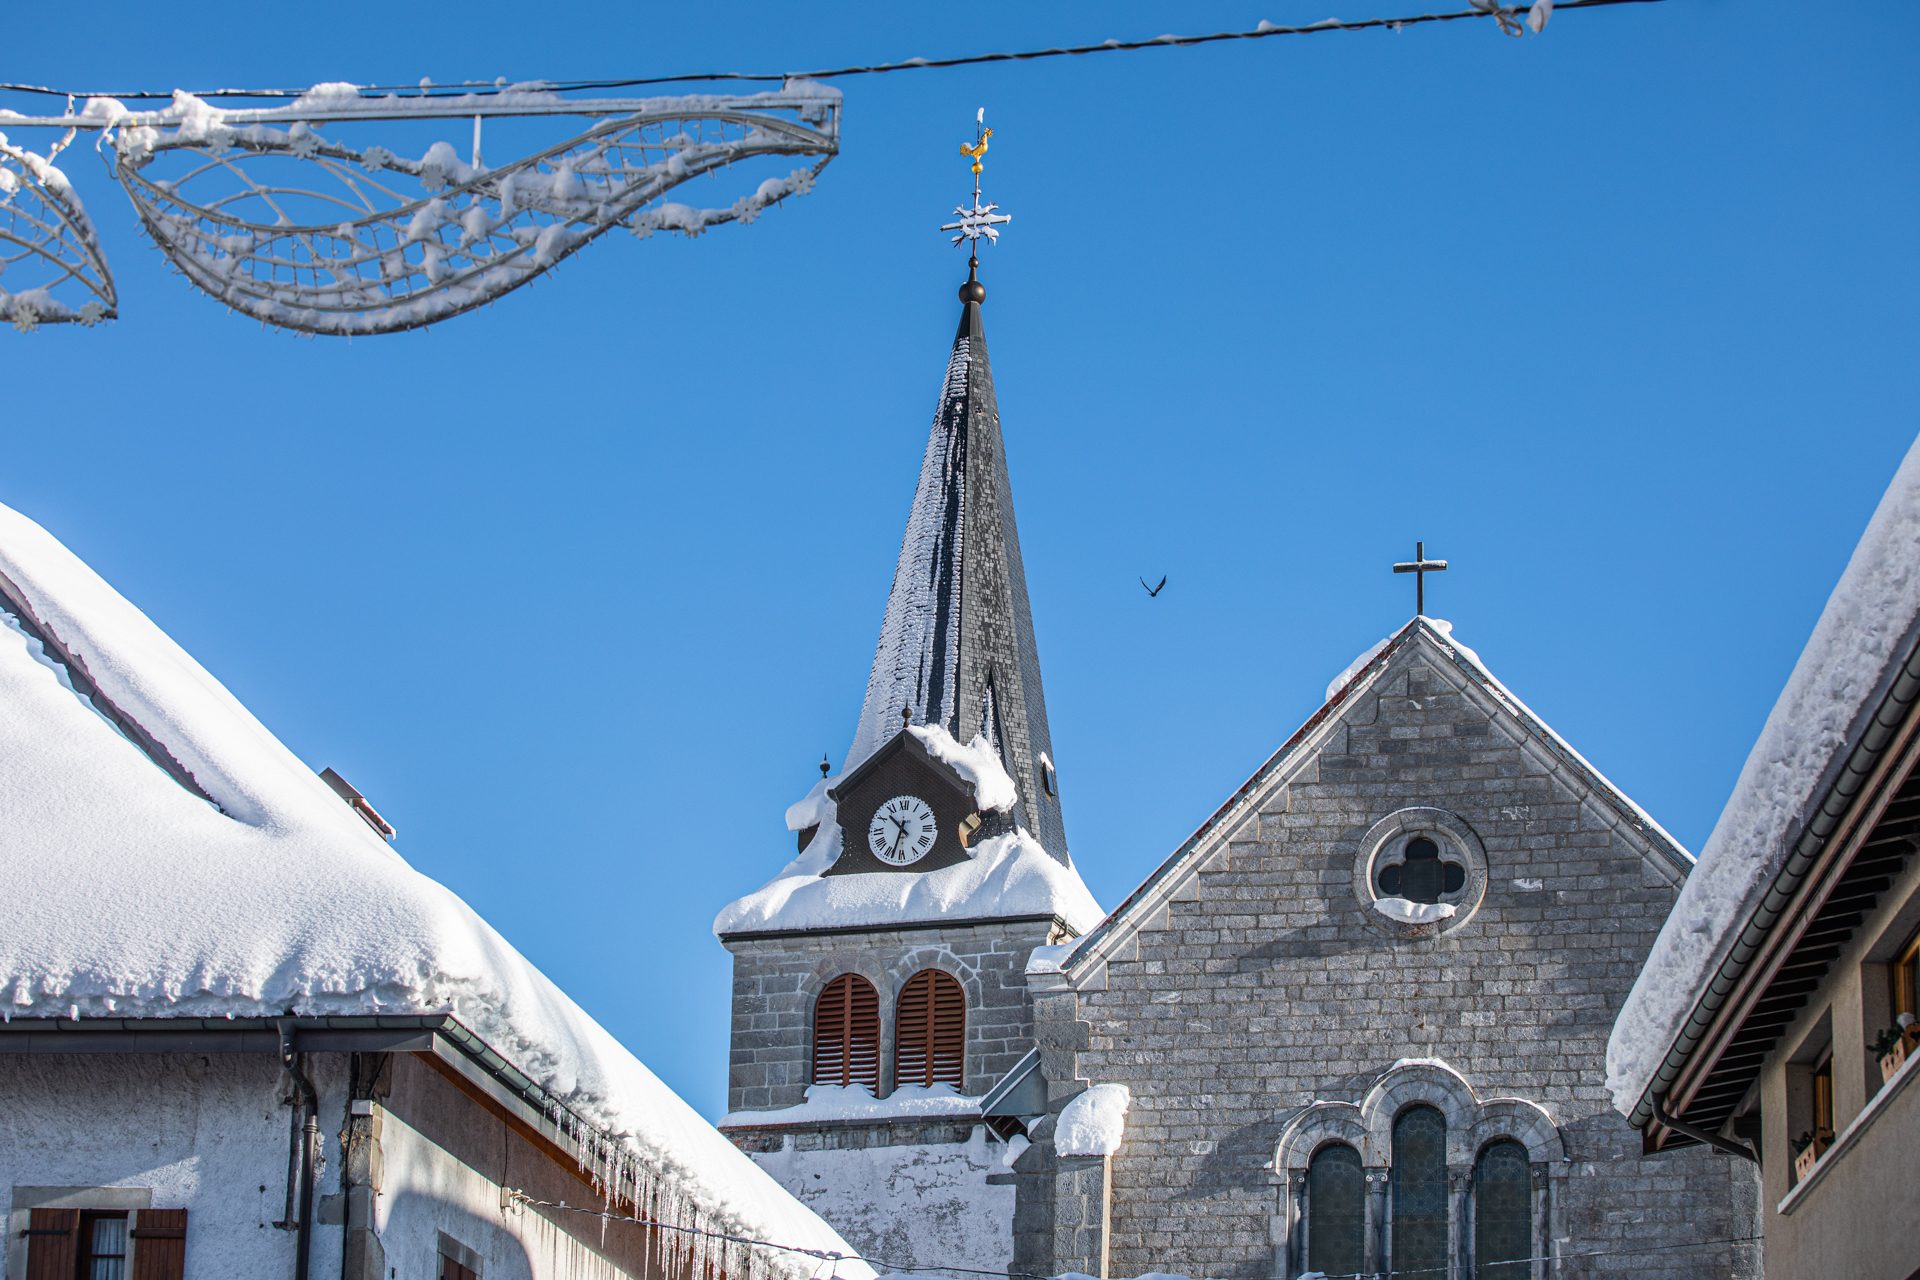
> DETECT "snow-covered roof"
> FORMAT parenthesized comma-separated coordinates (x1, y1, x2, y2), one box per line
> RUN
(1048, 616, 1688, 983)
(719, 1083, 982, 1129)
(721, 720, 1100, 938)
(1606, 434, 1920, 1119)
(715, 824, 1102, 939)
(0, 500, 869, 1280)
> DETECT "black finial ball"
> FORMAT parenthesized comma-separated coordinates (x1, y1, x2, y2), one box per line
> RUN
(959, 277, 986, 304)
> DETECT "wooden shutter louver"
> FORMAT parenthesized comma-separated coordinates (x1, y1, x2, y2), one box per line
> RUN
(894, 969, 965, 1089)
(131, 1208, 188, 1280)
(812, 974, 880, 1091)
(24, 1208, 80, 1280)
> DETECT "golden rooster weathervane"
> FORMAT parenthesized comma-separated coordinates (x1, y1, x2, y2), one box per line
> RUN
(941, 108, 1011, 251)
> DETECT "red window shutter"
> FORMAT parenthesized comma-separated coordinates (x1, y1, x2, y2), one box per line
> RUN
(895, 970, 965, 1089)
(130, 1208, 188, 1280)
(812, 974, 880, 1091)
(24, 1208, 80, 1280)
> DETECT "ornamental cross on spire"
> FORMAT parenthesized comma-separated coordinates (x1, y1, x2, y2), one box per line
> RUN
(941, 108, 1012, 248)
(1392, 540, 1449, 616)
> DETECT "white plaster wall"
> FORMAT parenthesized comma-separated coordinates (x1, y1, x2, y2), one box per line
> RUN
(0, 1053, 346, 1280)
(749, 1131, 1012, 1276)
(375, 1107, 648, 1280)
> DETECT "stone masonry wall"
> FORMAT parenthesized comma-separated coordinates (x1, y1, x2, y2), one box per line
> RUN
(721, 918, 1064, 1114)
(1020, 638, 1761, 1280)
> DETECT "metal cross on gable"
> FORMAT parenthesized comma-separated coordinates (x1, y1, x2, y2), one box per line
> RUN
(1393, 540, 1449, 616)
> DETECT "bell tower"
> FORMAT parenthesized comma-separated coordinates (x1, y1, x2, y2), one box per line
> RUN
(712, 114, 1099, 1276)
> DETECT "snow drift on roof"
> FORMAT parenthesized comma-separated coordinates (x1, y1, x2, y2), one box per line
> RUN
(715, 824, 1101, 938)
(1055, 1083, 1130, 1157)
(0, 500, 868, 1280)
(1606, 434, 1920, 1116)
(908, 723, 1018, 812)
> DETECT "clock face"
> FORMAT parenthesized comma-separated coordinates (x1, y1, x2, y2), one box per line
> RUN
(868, 794, 939, 866)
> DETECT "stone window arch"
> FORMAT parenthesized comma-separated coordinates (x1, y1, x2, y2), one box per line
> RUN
(1273, 1061, 1565, 1279)
(812, 974, 880, 1092)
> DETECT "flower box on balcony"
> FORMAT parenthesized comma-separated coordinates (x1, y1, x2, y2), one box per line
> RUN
(1881, 1039, 1908, 1083)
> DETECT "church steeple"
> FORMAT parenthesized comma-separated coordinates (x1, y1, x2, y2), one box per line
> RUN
(845, 123, 1068, 862)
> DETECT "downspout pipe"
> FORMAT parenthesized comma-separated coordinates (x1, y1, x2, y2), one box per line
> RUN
(1653, 1094, 1758, 1164)
(277, 1019, 319, 1280)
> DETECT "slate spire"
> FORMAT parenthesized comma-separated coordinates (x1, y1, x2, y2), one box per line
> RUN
(844, 267, 1070, 863)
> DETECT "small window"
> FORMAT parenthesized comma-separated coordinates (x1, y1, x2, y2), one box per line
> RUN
(22, 1204, 184, 1280)
(1306, 1143, 1365, 1278)
(1812, 1051, 1834, 1145)
(813, 974, 881, 1092)
(1894, 929, 1919, 1041)
(439, 1231, 483, 1280)
(895, 969, 966, 1089)
(80, 1211, 129, 1280)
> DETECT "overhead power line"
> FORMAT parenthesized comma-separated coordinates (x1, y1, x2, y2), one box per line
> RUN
(0, 0, 1666, 103)
(508, 1187, 1758, 1280)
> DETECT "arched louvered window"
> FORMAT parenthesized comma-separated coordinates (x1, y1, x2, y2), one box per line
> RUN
(894, 969, 966, 1089)
(812, 974, 880, 1093)
(1306, 1143, 1365, 1279)
(1390, 1105, 1448, 1279)
(1473, 1140, 1532, 1278)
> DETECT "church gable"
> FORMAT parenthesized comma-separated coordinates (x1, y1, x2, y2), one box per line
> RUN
(1060, 618, 1690, 986)
(1015, 623, 1747, 1280)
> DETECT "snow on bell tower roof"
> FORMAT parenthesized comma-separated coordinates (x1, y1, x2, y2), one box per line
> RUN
(845, 137, 1067, 862)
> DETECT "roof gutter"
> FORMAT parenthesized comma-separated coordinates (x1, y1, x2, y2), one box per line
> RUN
(1631, 618, 1920, 1134)
(0, 1013, 613, 1168)
(1653, 1093, 1757, 1163)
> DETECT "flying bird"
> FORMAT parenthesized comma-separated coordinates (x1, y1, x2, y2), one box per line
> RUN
(1139, 575, 1167, 598)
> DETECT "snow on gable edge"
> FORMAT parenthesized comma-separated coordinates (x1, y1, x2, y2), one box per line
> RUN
(1418, 618, 1692, 874)
(907, 722, 1018, 813)
(1056, 621, 1419, 978)
(1058, 618, 1689, 983)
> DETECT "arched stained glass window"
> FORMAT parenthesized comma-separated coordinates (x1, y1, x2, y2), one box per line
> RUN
(1306, 1143, 1365, 1279)
(1390, 1106, 1448, 1279)
(812, 974, 880, 1092)
(1473, 1140, 1532, 1278)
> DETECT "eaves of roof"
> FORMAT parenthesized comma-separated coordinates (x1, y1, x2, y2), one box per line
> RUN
(1628, 619, 1920, 1137)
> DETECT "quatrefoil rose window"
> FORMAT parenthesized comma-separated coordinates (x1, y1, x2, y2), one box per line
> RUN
(1352, 808, 1487, 937)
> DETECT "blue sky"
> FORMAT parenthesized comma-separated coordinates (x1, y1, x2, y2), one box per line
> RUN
(5, 2, 1915, 1117)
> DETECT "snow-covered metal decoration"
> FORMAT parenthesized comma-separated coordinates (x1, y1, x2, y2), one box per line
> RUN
(940, 108, 1010, 248)
(94, 84, 839, 335)
(0, 81, 838, 335)
(0, 132, 116, 330)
